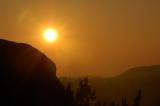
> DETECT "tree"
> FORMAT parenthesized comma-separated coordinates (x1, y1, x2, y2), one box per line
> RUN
(110, 101, 116, 106)
(133, 90, 142, 106)
(75, 77, 93, 106)
(65, 78, 142, 106)
(65, 77, 97, 106)
(122, 98, 128, 106)
(65, 83, 75, 106)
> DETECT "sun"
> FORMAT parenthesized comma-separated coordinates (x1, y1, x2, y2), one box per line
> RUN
(43, 28, 58, 43)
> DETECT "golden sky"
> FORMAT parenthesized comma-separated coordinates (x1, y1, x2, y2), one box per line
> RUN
(0, 0, 160, 77)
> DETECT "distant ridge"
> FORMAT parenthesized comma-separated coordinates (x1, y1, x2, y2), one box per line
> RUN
(118, 65, 160, 79)
(125, 65, 160, 73)
(61, 64, 160, 106)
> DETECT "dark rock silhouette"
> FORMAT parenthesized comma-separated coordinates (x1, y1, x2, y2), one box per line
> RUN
(0, 39, 69, 106)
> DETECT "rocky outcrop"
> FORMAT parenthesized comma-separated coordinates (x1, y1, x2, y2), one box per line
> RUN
(0, 39, 69, 106)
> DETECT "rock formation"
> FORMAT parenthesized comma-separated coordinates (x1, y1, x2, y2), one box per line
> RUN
(0, 39, 69, 106)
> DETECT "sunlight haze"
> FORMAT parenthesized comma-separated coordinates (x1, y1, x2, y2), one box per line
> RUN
(0, 0, 160, 77)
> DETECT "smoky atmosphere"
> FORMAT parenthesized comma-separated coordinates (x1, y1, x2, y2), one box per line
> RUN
(1, 0, 160, 77)
(0, 0, 160, 106)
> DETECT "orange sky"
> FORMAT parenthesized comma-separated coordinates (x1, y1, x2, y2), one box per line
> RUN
(0, 0, 160, 77)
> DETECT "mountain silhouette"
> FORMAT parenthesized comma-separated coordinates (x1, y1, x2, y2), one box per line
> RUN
(61, 65, 160, 106)
(0, 39, 69, 106)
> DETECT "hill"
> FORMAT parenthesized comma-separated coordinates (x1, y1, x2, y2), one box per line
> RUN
(60, 65, 160, 106)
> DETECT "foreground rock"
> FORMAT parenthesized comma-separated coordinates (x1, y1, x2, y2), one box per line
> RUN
(0, 39, 69, 106)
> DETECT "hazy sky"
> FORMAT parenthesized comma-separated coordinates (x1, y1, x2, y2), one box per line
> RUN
(0, 0, 160, 77)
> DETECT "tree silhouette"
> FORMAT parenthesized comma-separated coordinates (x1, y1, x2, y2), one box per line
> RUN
(75, 77, 94, 106)
(65, 78, 142, 106)
(95, 101, 101, 106)
(110, 101, 116, 106)
(102, 102, 107, 106)
(133, 90, 142, 106)
(66, 83, 75, 106)
(122, 98, 128, 106)
(65, 77, 97, 106)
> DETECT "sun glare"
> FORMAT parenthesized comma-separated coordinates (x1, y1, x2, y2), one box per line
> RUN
(43, 28, 58, 43)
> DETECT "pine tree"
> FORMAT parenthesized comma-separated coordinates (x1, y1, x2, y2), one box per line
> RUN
(102, 102, 107, 106)
(64, 77, 141, 106)
(76, 80, 84, 106)
(95, 101, 102, 106)
(133, 90, 142, 106)
(121, 98, 128, 106)
(75, 77, 98, 106)
(110, 101, 116, 106)
(66, 83, 75, 106)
